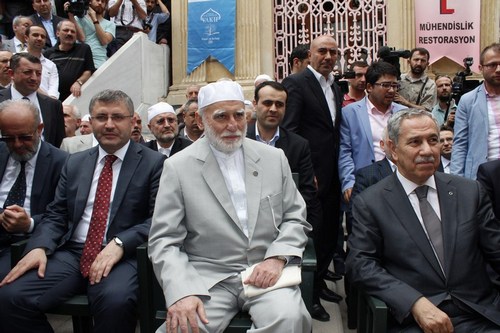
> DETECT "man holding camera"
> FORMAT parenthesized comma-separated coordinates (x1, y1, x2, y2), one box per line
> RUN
(107, 0, 147, 55)
(431, 75, 456, 126)
(66, 0, 115, 68)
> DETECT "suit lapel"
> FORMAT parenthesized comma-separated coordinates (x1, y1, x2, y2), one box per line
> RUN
(31, 142, 50, 210)
(435, 174, 457, 277)
(198, 140, 241, 228)
(356, 99, 374, 154)
(109, 142, 141, 222)
(74, 148, 98, 222)
(379, 158, 393, 178)
(384, 174, 446, 280)
(243, 141, 262, 239)
(305, 70, 334, 128)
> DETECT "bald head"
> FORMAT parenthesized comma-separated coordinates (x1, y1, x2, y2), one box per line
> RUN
(309, 35, 338, 77)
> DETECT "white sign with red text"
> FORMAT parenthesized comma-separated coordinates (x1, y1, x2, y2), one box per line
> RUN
(415, 0, 481, 72)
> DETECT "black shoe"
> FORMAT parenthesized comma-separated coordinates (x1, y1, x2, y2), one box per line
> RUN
(311, 303, 330, 321)
(324, 270, 343, 282)
(319, 287, 343, 303)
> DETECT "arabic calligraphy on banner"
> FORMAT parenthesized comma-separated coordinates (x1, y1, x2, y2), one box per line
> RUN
(187, 0, 236, 75)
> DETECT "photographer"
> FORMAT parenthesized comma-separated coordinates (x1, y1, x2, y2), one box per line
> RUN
(107, 0, 146, 55)
(394, 47, 436, 112)
(66, 0, 115, 68)
(431, 75, 456, 126)
(144, 0, 169, 44)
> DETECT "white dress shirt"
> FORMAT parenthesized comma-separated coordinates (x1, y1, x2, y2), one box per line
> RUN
(308, 65, 337, 124)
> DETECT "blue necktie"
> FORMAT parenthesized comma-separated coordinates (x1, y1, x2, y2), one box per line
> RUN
(3, 161, 27, 208)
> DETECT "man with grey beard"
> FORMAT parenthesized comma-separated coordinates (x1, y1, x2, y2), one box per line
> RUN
(149, 80, 312, 333)
(0, 99, 68, 278)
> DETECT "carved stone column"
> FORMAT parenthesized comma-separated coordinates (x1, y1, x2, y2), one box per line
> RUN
(166, 0, 274, 105)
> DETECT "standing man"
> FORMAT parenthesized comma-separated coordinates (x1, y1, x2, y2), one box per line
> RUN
(342, 60, 368, 107)
(149, 80, 312, 332)
(288, 44, 310, 75)
(107, 0, 147, 55)
(0, 52, 65, 147)
(143, 0, 170, 44)
(431, 75, 456, 126)
(339, 61, 405, 204)
(29, 0, 63, 48)
(395, 47, 436, 112)
(439, 125, 453, 174)
(282, 34, 344, 307)
(181, 100, 203, 142)
(68, 0, 115, 69)
(0, 51, 12, 89)
(347, 108, 500, 332)
(451, 43, 500, 179)
(25, 25, 59, 99)
(44, 20, 95, 101)
(3, 16, 33, 53)
(62, 104, 80, 137)
(0, 99, 67, 277)
(142, 102, 191, 157)
(0, 89, 165, 333)
(130, 111, 145, 143)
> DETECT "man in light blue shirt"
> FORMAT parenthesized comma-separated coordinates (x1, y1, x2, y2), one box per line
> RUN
(143, 0, 170, 43)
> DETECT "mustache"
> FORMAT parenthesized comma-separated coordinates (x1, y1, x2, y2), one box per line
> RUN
(415, 156, 435, 163)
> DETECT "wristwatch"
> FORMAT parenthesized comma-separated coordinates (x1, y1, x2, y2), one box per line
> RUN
(274, 256, 288, 264)
(76, 79, 83, 86)
(113, 237, 124, 247)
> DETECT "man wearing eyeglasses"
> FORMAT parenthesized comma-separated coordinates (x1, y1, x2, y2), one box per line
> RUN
(451, 43, 500, 179)
(339, 61, 406, 205)
(142, 101, 191, 157)
(0, 99, 67, 278)
(0, 89, 166, 333)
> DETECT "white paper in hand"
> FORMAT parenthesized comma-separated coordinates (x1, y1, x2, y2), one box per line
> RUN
(241, 263, 301, 298)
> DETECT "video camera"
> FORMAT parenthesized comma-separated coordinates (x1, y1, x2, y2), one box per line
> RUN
(377, 46, 411, 79)
(67, 0, 89, 18)
(451, 57, 473, 103)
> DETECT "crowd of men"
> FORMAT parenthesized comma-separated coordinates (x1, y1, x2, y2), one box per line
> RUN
(0, 6, 499, 330)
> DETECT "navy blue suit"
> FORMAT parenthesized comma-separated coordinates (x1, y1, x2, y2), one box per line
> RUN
(0, 141, 165, 333)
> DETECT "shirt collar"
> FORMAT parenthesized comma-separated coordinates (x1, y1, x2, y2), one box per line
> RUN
(396, 170, 436, 196)
(308, 65, 335, 86)
(10, 85, 37, 100)
(366, 96, 394, 114)
(97, 140, 130, 164)
(255, 123, 280, 146)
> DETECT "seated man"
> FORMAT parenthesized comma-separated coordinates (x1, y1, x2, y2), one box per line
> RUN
(0, 89, 165, 333)
(347, 108, 500, 332)
(149, 80, 312, 332)
(0, 99, 68, 277)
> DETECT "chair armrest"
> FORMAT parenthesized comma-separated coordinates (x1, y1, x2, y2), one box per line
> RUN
(302, 237, 316, 271)
(357, 288, 388, 333)
(10, 239, 29, 268)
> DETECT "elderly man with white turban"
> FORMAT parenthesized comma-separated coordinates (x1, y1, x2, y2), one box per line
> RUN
(149, 80, 312, 333)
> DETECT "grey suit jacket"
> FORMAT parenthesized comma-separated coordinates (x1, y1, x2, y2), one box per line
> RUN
(1, 38, 16, 53)
(148, 137, 312, 307)
(59, 134, 94, 154)
(347, 172, 500, 325)
(25, 141, 165, 258)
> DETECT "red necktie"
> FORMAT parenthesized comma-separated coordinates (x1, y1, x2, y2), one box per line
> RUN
(80, 155, 118, 277)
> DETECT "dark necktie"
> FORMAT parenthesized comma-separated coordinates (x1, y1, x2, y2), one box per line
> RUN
(22, 96, 30, 102)
(415, 185, 445, 267)
(3, 161, 27, 209)
(80, 155, 118, 277)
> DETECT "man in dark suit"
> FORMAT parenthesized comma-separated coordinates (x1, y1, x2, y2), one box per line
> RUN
(347, 108, 500, 332)
(0, 90, 165, 333)
(477, 160, 500, 219)
(142, 101, 192, 157)
(0, 99, 67, 277)
(29, 0, 63, 48)
(0, 53, 65, 147)
(282, 35, 344, 307)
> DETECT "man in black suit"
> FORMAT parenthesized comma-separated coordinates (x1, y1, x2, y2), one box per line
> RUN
(477, 160, 500, 219)
(0, 99, 67, 277)
(282, 35, 344, 307)
(0, 90, 165, 333)
(0, 53, 65, 147)
(143, 101, 192, 157)
(29, 0, 64, 48)
(347, 109, 500, 332)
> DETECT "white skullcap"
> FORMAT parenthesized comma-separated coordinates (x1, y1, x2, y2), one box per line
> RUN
(254, 74, 273, 84)
(198, 81, 245, 109)
(147, 102, 175, 123)
(81, 114, 90, 122)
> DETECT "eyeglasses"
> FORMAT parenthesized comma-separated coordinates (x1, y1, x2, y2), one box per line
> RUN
(373, 82, 400, 90)
(0, 130, 36, 143)
(91, 114, 133, 123)
(154, 117, 177, 126)
(482, 62, 500, 70)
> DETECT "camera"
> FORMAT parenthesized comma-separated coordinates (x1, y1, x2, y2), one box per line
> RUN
(67, 0, 89, 18)
(377, 46, 411, 79)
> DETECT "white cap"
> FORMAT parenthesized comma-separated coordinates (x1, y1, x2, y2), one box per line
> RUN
(147, 102, 175, 123)
(254, 74, 273, 85)
(198, 81, 245, 109)
(81, 114, 90, 122)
